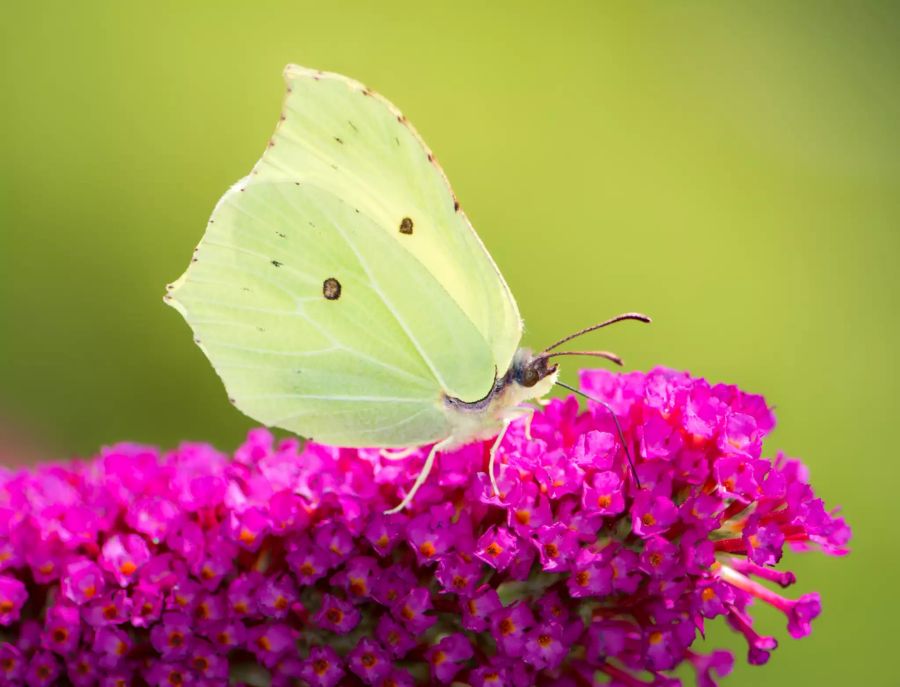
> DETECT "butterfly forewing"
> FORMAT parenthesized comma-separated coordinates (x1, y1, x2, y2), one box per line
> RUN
(257, 66, 522, 377)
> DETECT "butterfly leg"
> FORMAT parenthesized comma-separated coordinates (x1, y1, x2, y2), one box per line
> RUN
(517, 404, 536, 441)
(379, 446, 419, 461)
(383, 438, 452, 515)
(488, 420, 512, 498)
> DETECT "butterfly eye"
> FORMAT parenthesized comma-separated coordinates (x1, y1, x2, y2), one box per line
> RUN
(521, 366, 540, 388)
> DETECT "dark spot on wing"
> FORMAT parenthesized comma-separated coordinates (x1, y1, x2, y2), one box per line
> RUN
(399, 217, 414, 235)
(348, 120, 358, 132)
(362, 88, 372, 96)
(279, 113, 286, 122)
(331, 164, 338, 170)
(209, 219, 215, 224)
(427, 153, 434, 162)
(271, 260, 283, 267)
(397, 114, 406, 124)
(257, 327, 265, 332)
(294, 181, 301, 186)
(323, 278, 342, 300)
(453, 198, 460, 212)
(394, 136, 400, 146)
(268, 140, 275, 148)
(334, 137, 343, 144)
(241, 287, 251, 292)
(276, 232, 286, 238)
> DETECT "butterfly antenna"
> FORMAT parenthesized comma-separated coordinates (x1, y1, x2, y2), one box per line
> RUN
(537, 350, 624, 366)
(542, 313, 651, 353)
(555, 380, 641, 488)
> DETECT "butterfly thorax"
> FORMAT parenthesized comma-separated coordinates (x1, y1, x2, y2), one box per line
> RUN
(441, 349, 558, 448)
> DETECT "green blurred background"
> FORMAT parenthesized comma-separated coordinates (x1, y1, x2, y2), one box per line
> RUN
(1, 1, 896, 683)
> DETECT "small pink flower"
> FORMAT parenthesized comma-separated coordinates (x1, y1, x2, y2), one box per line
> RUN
(0, 576, 27, 625)
(61, 559, 106, 605)
(391, 587, 436, 635)
(491, 603, 535, 657)
(474, 526, 519, 571)
(150, 612, 192, 659)
(300, 645, 344, 687)
(100, 534, 150, 587)
(523, 621, 567, 671)
(42, 603, 81, 654)
(427, 633, 473, 683)
(246, 623, 296, 667)
(348, 638, 390, 684)
(315, 594, 360, 634)
(92, 626, 132, 668)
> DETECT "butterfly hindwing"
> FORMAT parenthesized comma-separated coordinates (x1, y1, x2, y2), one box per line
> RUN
(170, 181, 492, 445)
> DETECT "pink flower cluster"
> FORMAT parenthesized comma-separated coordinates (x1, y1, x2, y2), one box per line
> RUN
(0, 368, 849, 686)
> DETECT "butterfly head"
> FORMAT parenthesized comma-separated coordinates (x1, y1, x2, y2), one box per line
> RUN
(511, 349, 558, 390)
(504, 349, 559, 405)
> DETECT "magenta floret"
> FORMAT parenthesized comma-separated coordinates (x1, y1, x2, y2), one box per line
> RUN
(0, 368, 849, 685)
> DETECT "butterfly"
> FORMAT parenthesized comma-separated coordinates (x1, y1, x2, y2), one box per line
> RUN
(166, 65, 648, 512)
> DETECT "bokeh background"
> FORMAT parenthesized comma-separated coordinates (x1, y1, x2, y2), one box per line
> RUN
(1, 1, 896, 684)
